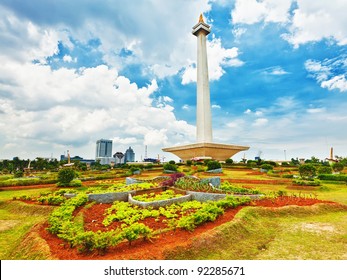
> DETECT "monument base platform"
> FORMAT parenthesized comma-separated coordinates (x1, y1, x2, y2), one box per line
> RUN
(162, 142, 249, 162)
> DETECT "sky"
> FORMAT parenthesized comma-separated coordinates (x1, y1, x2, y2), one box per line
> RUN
(0, 0, 346, 162)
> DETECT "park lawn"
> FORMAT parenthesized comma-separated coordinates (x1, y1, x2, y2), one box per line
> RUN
(0, 198, 54, 260)
(165, 203, 347, 260)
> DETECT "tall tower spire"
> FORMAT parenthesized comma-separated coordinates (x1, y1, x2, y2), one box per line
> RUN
(192, 14, 212, 143)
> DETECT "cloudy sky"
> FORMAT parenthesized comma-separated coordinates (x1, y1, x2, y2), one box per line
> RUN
(0, 0, 346, 162)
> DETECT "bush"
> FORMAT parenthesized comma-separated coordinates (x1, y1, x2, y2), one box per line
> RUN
(163, 163, 177, 172)
(317, 174, 347, 182)
(206, 160, 221, 171)
(317, 166, 333, 175)
(293, 179, 321, 186)
(161, 172, 184, 187)
(260, 164, 273, 171)
(169, 160, 176, 165)
(57, 168, 76, 186)
(14, 170, 24, 178)
(69, 179, 82, 187)
(298, 163, 316, 179)
(225, 158, 233, 164)
(332, 162, 344, 173)
(186, 160, 192, 166)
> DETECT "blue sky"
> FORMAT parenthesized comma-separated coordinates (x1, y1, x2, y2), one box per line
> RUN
(0, 0, 346, 162)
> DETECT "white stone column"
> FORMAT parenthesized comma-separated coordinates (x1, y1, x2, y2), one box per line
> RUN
(192, 15, 212, 143)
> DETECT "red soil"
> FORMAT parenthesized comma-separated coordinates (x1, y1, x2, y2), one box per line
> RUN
(36, 196, 335, 260)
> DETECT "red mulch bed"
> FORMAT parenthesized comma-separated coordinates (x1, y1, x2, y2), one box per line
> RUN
(36, 196, 335, 260)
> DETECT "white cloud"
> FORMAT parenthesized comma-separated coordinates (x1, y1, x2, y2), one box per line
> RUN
(0, 52, 195, 159)
(63, 55, 76, 63)
(181, 37, 243, 84)
(232, 0, 292, 24)
(268, 66, 290, 75)
(231, 0, 347, 48)
(212, 104, 221, 109)
(282, 0, 347, 47)
(182, 104, 191, 111)
(307, 108, 326, 114)
(321, 75, 347, 92)
(252, 118, 269, 127)
(305, 56, 347, 93)
(244, 109, 252, 114)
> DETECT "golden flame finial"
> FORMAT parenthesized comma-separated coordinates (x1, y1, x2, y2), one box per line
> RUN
(199, 14, 204, 23)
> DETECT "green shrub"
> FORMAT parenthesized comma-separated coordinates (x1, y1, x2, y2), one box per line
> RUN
(317, 174, 347, 181)
(69, 179, 82, 187)
(292, 179, 321, 186)
(57, 168, 76, 186)
(206, 160, 221, 171)
(298, 163, 316, 179)
(317, 166, 333, 175)
(260, 164, 273, 171)
(14, 170, 24, 178)
(225, 158, 233, 164)
(332, 162, 344, 173)
(163, 163, 177, 172)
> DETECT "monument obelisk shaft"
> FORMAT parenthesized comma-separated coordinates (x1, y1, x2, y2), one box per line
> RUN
(162, 14, 249, 161)
(192, 14, 212, 143)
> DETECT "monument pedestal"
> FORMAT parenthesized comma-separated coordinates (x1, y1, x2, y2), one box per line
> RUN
(162, 142, 249, 162)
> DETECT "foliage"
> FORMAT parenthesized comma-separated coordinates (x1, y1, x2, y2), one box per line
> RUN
(69, 179, 82, 187)
(186, 160, 192, 166)
(298, 163, 316, 179)
(169, 160, 176, 165)
(161, 172, 184, 187)
(121, 223, 153, 245)
(225, 158, 233, 164)
(292, 179, 321, 186)
(132, 190, 183, 202)
(219, 182, 262, 194)
(317, 166, 333, 175)
(332, 162, 344, 173)
(206, 160, 221, 171)
(47, 193, 88, 234)
(57, 168, 76, 186)
(163, 163, 177, 172)
(260, 164, 274, 171)
(14, 170, 24, 178)
(174, 176, 217, 192)
(317, 174, 347, 182)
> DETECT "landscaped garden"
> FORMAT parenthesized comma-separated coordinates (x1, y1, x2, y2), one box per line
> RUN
(0, 158, 346, 260)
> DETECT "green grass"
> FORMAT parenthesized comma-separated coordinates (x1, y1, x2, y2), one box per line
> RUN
(0, 201, 54, 259)
(0, 168, 346, 259)
(165, 203, 347, 260)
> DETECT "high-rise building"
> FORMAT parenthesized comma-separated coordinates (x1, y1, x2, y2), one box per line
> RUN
(95, 139, 113, 158)
(124, 146, 135, 163)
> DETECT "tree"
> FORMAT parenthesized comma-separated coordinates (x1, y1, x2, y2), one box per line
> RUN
(299, 163, 316, 179)
(163, 163, 177, 172)
(225, 158, 233, 164)
(260, 163, 274, 171)
(207, 160, 221, 171)
(332, 162, 344, 173)
(57, 168, 76, 186)
(317, 165, 333, 175)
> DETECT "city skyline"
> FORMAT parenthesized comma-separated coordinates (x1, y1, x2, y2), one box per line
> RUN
(0, 1, 346, 162)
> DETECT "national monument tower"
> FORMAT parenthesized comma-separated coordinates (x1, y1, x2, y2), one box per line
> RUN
(162, 14, 249, 161)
